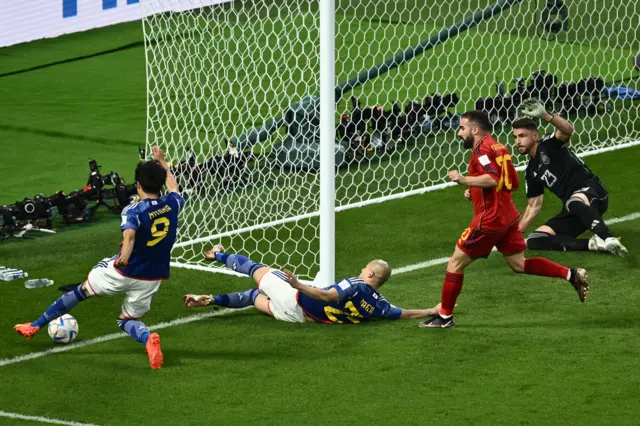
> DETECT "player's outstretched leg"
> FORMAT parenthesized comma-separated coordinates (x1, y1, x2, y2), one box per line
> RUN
(504, 253, 589, 302)
(117, 318, 162, 369)
(14, 283, 89, 340)
(204, 244, 266, 279)
(527, 231, 595, 252)
(565, 197, 627, 257)
(212, 288, 260, 308)
(183, 289, 259, 309)
(420, 247, 473, 329)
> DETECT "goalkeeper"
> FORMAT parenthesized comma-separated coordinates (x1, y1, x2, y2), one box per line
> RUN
(183, 245, 441, 323)
(513, 99, 627, 256)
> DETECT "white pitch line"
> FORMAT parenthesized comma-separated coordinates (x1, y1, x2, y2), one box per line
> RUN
(1, 211, 638, 368)
(393, 257, 450, 275)
(0, 307, 249, 368)
(0, 410, 99, 426)
(606, 211, 640, 225)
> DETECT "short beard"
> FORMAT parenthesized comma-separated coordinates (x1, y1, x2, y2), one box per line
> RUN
(462, 135, 474, 149)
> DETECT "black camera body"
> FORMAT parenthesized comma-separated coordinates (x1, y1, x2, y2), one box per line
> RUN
(14, 195, 53, 221)
(49, 190, 88, 224)
(85, 158, 124, 201)
(166, 145, 251, 193)
(0, 151, 143, 239)
(475, 70, 605, 124)
(477, 70, 557, 122)
(338, 92, 460, 155)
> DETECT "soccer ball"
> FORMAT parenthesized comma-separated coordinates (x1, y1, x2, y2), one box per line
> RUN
(47, 314, 79, 344)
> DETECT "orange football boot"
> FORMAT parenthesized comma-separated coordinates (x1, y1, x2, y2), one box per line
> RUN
(145, 333, 163, 369)
(13, 323, 40, 339)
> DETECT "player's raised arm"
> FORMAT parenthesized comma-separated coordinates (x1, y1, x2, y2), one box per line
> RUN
(152, 146, 180, 194)
(284, 270, 340, 303)
(520, 99, 574, 142)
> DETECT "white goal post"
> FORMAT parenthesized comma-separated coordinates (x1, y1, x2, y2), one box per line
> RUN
(141, 0, 640, 281)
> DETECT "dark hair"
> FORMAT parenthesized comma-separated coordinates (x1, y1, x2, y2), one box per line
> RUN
(460, 110, 493, 132)
(135, 160, 167, 195)
(511, 117, 539, 132)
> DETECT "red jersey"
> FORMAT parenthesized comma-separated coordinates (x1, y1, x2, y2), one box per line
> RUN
(467, 135, 520, 232)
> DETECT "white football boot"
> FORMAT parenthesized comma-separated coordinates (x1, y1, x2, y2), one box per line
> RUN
(603, 237, 628, 257)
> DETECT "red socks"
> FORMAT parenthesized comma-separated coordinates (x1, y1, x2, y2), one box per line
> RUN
(439, 259, 569, 318)
(524, 257, 570, 280)
(440, 272, 464, 316)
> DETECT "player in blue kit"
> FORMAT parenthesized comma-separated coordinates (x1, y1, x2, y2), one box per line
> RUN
(14, 146, 182, 369)
(183, 245, 441, 323)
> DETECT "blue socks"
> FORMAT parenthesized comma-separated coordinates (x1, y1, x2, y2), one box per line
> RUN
(117, 319, 150, 345)
(215, 252, 264, 277)
(213, 288, 259, 308)
(31, 284, 88, 328)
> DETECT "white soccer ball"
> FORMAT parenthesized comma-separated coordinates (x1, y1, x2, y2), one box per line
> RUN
(47, 314, 79, 344)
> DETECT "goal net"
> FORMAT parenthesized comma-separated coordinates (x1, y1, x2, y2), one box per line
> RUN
(142, 0, 640, 279)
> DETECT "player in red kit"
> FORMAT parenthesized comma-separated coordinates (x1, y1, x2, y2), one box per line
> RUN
(421, 111, 589, 328)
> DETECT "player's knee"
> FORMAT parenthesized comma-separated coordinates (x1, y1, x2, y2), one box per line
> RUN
(509, 260, 525, 273)
(251, 265, 270, 284)
(505, 255, 525, 273)
(534, 225, 556, 236)
(569, 191, 591, 206)
(526, 231, 553, 250)
(565, 196, 588, 212)
(446, 256, 466, 274)
(80, 282, 92, 298)
(121, 306, 148, 321)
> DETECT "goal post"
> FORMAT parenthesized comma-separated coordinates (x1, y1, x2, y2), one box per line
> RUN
(319, 0, 336, 285)
(141, 0, 640, 280)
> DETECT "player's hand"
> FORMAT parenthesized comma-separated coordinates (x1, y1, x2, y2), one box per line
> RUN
(115, 256, 129, 267)
(152, 146, 169, 169)
(428, 302, 455, 316)
(448, 170, 463, 184)
(283, 269, 302, 289)
(520, 99, 547, 119)
(203, 248, 217, 262)
(464, 189, 471, 201)
(203, 244, 224, 262)
(182, 294, 213, 308)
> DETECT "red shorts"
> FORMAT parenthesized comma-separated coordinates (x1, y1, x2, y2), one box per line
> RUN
(456, 222, 527, 259)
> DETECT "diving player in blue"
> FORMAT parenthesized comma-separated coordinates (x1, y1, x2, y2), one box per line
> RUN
(14, 147, 182, 369)
(183, 245, 441, 323)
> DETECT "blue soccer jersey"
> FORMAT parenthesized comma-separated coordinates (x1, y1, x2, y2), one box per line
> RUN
(116, 192, 184, 280)
(296, 277, 402, 324)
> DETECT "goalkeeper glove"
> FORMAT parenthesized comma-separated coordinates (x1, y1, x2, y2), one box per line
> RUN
(520, 99, 548, 120)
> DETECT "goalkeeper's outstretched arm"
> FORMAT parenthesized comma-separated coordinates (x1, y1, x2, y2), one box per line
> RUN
(545, 112, 574, 142)
(520, 99, 574, 142)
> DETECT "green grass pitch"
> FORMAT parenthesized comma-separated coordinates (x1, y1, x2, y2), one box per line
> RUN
(1, 2, 640, 425)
